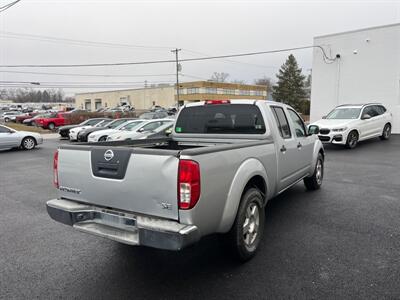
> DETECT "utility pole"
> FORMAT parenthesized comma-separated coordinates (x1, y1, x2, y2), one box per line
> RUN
(171, 48, 181, 107)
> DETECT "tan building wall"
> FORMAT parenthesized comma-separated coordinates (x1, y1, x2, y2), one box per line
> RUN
(75, 86, 175, 111)
(74, 81, 268, 111)
(177, 81, 267, 104)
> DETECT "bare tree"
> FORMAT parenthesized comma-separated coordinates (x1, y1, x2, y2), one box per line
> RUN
(254, 76, 272, 98)
(210, 72, 229, 83)
(231, 79, 246, 84)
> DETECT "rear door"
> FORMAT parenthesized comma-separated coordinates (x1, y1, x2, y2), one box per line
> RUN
(270, 106, 304, 191)
(360, 106, 380, 138)
(57, 146, 180, 220)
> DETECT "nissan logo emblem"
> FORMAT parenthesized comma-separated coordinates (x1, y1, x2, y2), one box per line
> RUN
(104, 149, 114, 161)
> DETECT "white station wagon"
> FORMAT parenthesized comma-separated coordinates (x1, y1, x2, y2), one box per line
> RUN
(310, 103, 392, 149)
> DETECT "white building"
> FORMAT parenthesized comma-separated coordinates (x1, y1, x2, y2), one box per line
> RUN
(310, 23, 400, 133)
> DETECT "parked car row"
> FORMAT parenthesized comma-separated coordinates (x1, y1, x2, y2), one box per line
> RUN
(58, 117, 175, 143)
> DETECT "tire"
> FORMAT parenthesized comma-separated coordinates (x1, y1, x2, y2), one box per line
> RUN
(48, 123, 55, 130)
(99, 136, 107, 142)
(4, 117, 10, 122)
(346, 130, 358, 149)
(225, 188, 265, 262)
(304, 153, 324, 191)
(21, 137, 36, 150)
(380, 123, 391, 140)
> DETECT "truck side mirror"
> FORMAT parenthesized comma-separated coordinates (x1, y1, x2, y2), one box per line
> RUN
(308, 125, 320, 135)
(321, 116, 326, 119)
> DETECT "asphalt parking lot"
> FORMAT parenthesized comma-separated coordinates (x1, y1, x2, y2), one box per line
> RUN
(1, 136, 400, 299)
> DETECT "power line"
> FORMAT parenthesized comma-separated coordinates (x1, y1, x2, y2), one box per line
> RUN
(0, 70, 176, 78)
(0, 83, 175, 89)
(0, 45, 336, 68)
(182, 48, 279, 69)
(0, 31, 173, 50)
(0, 80, 175, 84)
(0, 0, 21, 13)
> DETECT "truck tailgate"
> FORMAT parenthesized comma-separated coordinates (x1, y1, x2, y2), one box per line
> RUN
(57, 147, 180, 220)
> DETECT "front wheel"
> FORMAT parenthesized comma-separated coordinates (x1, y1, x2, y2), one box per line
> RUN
(304, 153, 324, 190)
(380, 123, 391, 140)
(98, 136, 107, 142)
(225, 188, 265, 262)
(21, 137, 36, 150)
(4, 117, 10, 122)
(48, 123, 55, 130)
(346, 130, 358, 149)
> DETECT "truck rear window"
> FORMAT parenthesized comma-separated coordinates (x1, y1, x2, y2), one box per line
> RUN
(175, 104, 266, 134)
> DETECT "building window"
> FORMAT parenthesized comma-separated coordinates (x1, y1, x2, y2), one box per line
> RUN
(94, 99, 102, 110)
(240, 90, 250, 96)
(225, 89, 235, 95)
(253, 90, 264, 96)
(205, 87, 217, 94)
(187, 88, 199, 94)
(84, 99, 92, 111)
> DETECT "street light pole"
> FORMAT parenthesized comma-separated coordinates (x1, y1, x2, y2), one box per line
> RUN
(171, 48, 181, 107)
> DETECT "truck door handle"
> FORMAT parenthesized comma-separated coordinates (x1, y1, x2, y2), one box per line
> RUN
(297, 142, 302, 149)
(280, 145, 286, 153)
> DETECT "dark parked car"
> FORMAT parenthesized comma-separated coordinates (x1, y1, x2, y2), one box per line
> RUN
(76, 118, 136, 142)
(58, 118, 110, 139)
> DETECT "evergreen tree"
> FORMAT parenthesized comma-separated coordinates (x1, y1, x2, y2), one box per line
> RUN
(272, 54, 307, 111)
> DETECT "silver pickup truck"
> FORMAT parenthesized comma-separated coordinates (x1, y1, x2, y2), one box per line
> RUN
(47, 100, 324, 261)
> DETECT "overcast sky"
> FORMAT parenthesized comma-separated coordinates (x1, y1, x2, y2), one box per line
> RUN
(0, 0, 399, 95)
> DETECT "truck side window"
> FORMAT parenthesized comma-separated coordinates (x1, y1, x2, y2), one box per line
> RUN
(287, 109, 306, 138)
(271, 106, 291, 139)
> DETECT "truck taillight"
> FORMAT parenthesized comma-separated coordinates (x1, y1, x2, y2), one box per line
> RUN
(178, 160, 200, 210)
(53, 150, 59, 188)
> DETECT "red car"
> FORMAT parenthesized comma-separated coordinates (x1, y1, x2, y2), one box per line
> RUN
(34, 112, 70, 130)
(15, 112, 38, 123)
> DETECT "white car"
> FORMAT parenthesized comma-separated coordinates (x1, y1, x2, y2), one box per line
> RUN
(0, 124, 43, 150)
(1, 111, 23, 122)
(310, 103, 392, 149)
(68, 118, 111, 141)
(87, 119, 145, 142)
(107, 119, 174, 141)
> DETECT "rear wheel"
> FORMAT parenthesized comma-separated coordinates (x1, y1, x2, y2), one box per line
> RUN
(48, 123, 55, 130)
(380, 123, 391, 140)
(346, 130, 358, 149)
(4, 117, 10, 122)
(21, 137, 36, 150)
(304, 153, 324, 190)
(225, 188, 265, 262)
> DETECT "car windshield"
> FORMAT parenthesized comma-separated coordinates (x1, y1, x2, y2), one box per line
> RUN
(95, 120, 112, 127)
(326, 108, 361, 119)
(108, 119, 131, 129)
(120, 121, 143, 131)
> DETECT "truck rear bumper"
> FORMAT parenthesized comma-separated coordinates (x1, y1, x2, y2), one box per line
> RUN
(46, 199, 199, 251)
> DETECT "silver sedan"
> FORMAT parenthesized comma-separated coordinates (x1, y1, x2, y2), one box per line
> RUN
(0, 124, 43, 150)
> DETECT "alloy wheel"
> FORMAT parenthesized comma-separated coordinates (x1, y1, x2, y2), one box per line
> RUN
(243, 203, 260, 248)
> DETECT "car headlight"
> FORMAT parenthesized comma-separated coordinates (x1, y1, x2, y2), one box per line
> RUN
(332, 127, 347, 132)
